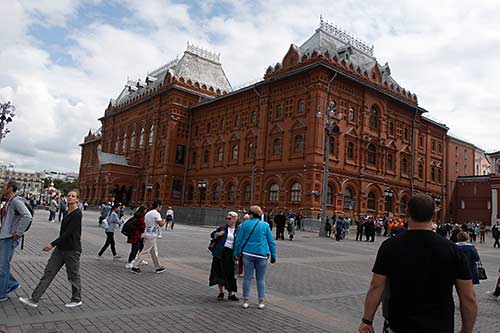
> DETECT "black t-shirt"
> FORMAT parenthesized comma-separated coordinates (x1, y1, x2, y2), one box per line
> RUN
(51, 208, 82, 252)
(372, 230, 471, 333)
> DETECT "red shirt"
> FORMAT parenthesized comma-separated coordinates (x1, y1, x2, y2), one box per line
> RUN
(127, 217, 145, 244)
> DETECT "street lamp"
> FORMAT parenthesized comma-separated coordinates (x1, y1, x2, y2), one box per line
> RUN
(0, 101, 16, 144)
(198, 181, 207, 207)
(319, 100, 342, 236)
(384, 189, 393, 215)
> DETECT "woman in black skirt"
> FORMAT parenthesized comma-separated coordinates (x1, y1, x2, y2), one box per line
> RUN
(209, 211, 239, 301)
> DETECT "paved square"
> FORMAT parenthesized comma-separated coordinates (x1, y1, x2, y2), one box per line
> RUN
(1, 210, 499, 332)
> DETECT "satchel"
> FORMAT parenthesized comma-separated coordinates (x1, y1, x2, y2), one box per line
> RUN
(477, 261, 487, 280)
(207, 238, 218, 253)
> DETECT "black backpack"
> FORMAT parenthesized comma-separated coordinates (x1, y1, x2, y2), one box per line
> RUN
(121, 216, 137, 237)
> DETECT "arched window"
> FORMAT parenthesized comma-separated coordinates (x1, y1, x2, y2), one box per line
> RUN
(243, 184, 252, 202)
(251, 111, 257, 124)
(122, 133, 127, 152)
(329, 136, 336, 156)
(203, 149, 209, 164)
(148, 125, 154, 145)
(387, 153, 394, 170)
(247, 142, 255, 160)
(290, 182, 302, 202)
(232, 145, 238, 160)
(347, 142, 354, 160)
(400, 197, 407, 215)
(402, 157, 408, 175)
(268, 184, 279, 202)
(227, 184, 236, 202)
(272, 138, 281, 156)
(212, 184, 220, 201)
(418, 163, 423, 178)
(367, 144, 376, 165)
(139, 128, 145, 148)
(384, 194, 393, 214)
(431, 166, 436, 181)
(348, 107, 355, 122)
(298, 99, 304, 113)
(367, 191, 376, 211)
(327, 185, 334, 204)
(369, 107, 378, 129)
(234, 115, 240, 127)
(130, 130, 135, 150)
(217, 147, 223, 162)
(276, 104, 283, 118)
(403, 128, 409, 142)
(344, 188, 353, 208)
(294, 135, 303, 153)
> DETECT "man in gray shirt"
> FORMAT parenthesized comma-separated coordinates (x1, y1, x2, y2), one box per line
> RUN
(0, 179, 32, 302)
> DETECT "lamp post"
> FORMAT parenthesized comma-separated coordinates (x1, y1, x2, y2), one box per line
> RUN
(198, 181, 207, 207)
(0, 101, 16, 144)
(319, 100, 341, 236)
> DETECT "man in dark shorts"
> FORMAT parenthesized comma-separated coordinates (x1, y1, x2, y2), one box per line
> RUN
(359, 193, 477, 333)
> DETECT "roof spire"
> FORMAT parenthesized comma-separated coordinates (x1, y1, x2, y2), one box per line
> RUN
(319, 16, 374, 56)
(186, 41, 221, 64)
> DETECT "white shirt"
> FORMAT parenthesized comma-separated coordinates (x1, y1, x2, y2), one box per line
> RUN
(166, 209, 174, 219)
(143, 209, 162, 239)
(224, 227, 235, 249)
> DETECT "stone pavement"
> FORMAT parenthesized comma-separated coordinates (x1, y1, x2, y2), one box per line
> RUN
(0, 210, 499, 332)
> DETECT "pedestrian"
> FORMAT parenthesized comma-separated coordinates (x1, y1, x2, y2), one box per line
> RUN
(125, 206, 146, 269)
(456, 231, 481, 285)
(209, 211, 239, 301)
(99, 202, 111, 226)
(131, 200, 166, 274)
(166, 206, 174, 231)
(274, 211, 286, 240)
(325, 217, 332, 238)
(335, 218, 344, 241)
(58, 195, 67, 222)
(344, 218, 351, 239)
(19, 190, 82, 308)
(0, 179, 32, 302)
(234, 205, 276, 309)
(296, 211, 303, 231)
(492, 221, 500, 248)
(48, 196, 58, 222)
(356, 218, 364, 241)
(358, 193, 477, 333)
(450, 225, 461, 243)
(96, 203, 122, 259)
(479, 223, 486, 243)
(365, 218, 375, 242)
(286, 218, 295, 241)
(83, 201, 88, 210)
(488, 266, 500, 301)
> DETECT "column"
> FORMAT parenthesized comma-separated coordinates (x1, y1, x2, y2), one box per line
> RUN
(492, 188, 498, 226)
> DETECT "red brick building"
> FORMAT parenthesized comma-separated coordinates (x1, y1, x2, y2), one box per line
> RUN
(78, 20, 478, 220)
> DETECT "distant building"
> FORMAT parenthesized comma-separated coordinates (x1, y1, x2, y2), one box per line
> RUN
(474, 148, 491, 176)
(41, 170, 78, 182)
(0, 166, 44, 199)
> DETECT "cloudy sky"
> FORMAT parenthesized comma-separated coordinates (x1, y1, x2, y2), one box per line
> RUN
(1, 0, 499, 173)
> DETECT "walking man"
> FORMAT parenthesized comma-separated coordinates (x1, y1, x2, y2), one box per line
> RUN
(492, 221, 500, 248)
(356, 218, 364, 241)
(0, 179, 32, 302)
(358, 194, 477, 333)
(58, 195, 67, 222)
(274, 211, 286, 240)
(166, 206, 174, 231)
(19, 190, 83, 308)
(48, 196, 58, 222)
(131, 200, 166, 274)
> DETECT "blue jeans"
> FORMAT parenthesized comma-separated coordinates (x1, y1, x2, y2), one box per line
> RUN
(0, 238, 20, 299)
(242, 254, 268, 301)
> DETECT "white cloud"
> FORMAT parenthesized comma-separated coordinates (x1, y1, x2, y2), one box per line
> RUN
(0, 0, 499, 174)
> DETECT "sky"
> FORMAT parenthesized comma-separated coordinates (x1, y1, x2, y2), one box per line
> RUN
(0, 0, 499, 173)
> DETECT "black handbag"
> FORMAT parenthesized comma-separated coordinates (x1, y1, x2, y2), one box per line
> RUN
(477, 261, 487, 280)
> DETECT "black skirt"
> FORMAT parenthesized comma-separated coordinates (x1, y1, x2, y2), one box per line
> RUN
(209, 247, 237, 292)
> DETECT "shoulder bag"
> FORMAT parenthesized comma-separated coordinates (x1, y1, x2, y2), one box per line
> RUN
(477, 261, 487, 280)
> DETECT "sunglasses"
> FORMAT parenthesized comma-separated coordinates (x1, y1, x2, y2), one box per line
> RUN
(226, 217, 232, 220)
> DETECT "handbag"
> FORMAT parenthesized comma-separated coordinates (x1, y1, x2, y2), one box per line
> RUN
(477, 261, 487, 280)
(208, 227, 223, 253)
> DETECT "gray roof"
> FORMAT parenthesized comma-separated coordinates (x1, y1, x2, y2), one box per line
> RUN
(98, 151, 131, 167)
(112, 43, 231, 107)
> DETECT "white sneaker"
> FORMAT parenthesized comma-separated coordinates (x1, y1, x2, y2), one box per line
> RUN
(158, 234, 163, 239)
(125, 262, 133, 269)
(141, 260, 148, 265)
(65, 301, 82, 308)
(19, 297, 38, 308)
(95, 256, 102, 260)
(242, 302, 249, 309)
(258, 303, 265, 309)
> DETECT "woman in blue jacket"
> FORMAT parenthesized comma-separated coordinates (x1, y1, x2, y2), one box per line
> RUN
(456, 231, 480, 284)
(234, 205, 277, 309)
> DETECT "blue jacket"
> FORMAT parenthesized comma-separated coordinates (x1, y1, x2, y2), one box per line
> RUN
(456, 242, 480, 284)
(234, 218, 276, 259)
(210, 224, 239, 258)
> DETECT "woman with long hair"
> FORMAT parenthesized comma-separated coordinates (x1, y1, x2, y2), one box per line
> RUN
(125, 206, 147, 269)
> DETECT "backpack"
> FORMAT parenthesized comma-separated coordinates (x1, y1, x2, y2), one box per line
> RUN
(121, 216, 137, 237)
(100, 218, 109, 230)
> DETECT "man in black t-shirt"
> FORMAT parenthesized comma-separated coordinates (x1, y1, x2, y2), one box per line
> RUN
(359, 194, 477, 333)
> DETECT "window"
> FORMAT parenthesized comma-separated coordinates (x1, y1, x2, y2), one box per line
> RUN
(171, 179, 182, 199)
(203, 149, 209, 164)
(403, 128, 409, 142)
(402, 157, 408, 175)
(227, 184, 236, 202)
(191, 151, 197, 164)
(148, 125, 154, 145)
(234, 115, 240, 127)
(248, 142, 255, 160)
(431, 167, 435, 181)
(438, 167, 442, 181)
(130, 130, 135, 150)
(367, 191, 376, 211)
(158, 149, 164, 164)
(432, 140, 436, 152)
(298, 99, 305, 113)
(400, 197, 407, 215)
(464, 164, 468, 174)
(348, 108, 355, 122)
(122, 134, 127, 152)
(329, 136, 336, 156)
(418, 163, 423, 178)
(290, 182, 302, 202)
(276, 104, 283, 118)
(220, 119, 225, 130)
(114, 137, 119, 153)
(207, 122, 211, 133)
(294, 135, 303, 153)
(251, 111, 257, 124)
(455, 162, 459, 173)
(175, 145, 185, 164)
(464, 149, 468, 160)
(367, 144, 376, 165)
(139, 128, 145, 148)
(369, 107, 378, 129)
(455, 147, 459, 157)
(347, 142, 354, 160)
(269, 184, 279, 202)
(243, 184, 252, 202)
(272, 138, 281, 156)
(387, 153, 394, 170)
(344, 188, 353, 208)
(327, 185, 334, 204)
(389, 121, 394, 135)
(384, 195, 393, 214)
(232, 145, 238, 160)
(217, 147, 223, 162)
(438, 143, 442, 153)
(212, 185, 220, 201)
(419, 135, 424, 147)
